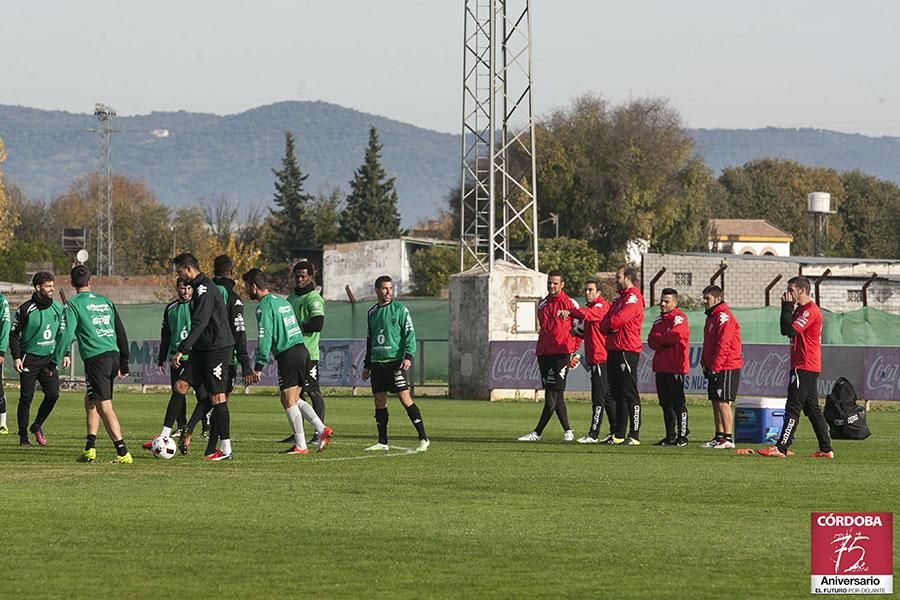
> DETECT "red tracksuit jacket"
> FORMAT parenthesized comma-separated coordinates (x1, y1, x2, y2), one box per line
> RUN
(568, 297, 609, 365)
(536, 291, 580, 356)
(648, 308, 690, 374)
(700, 302, 743, 372)
(600, 286, 645, 353)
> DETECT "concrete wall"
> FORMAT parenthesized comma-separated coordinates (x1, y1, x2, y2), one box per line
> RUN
(641, 253, 900, 313)
(322, 239, 408, 301)
(449, 261, 547, 400)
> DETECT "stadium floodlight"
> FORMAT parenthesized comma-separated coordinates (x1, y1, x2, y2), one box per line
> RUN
(94, 103, 116, 122)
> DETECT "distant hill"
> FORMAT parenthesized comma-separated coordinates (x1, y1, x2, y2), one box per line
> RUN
(3, 102, 900, 227)
(0, 101, 459, 226)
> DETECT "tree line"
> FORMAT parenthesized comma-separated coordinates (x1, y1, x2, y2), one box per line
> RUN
(2, 95, 898, 292)
(0, 127, 404, 284)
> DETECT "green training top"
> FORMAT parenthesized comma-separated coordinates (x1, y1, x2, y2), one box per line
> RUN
(0, 294, 10, 355)
(161, 299, 192, 360)
(254, 293, 304, 368)
(365, 300, 416, 366)
(52, 291, 123, 362)
(286, 288, 325, 361)
(11, 298, 63, 357)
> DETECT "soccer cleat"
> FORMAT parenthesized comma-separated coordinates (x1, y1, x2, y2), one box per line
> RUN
(810, 450, 835, 459)
(714, 439, 736, 449)
(562, 430, 575, 442)
(316, 427, 333, 453)
(517, 431, 541, 442)
(170, 429, 182, 439)
(653, 438, 675, 446)
(77, 448, 97, 462)
(0, 425, 8, 435)
(204, 449, 233, 461)
(416, 438, 430, 452)
(607, 435, 626, 445)
(675, 437, 689, 447)
(757, 445, 786, 458)
(142, 439, 155, 451)
(278, 434, 295, 443)
(20, 439, 32, 447)
(364, 443, 390, 451)
(309, 433, 321, 446)
(625, 437, 641, 446)
(282, 445, 309, 455)
(576, 435, 599, 444)
(111, 452, 133, 465)
(30, 425, 47, 447)
(700, 438, 721, 448)
(735, 448, 755, 455)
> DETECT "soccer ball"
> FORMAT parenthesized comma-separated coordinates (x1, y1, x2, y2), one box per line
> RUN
(151, 436, 178, 459)
(571, 318, 585, 339)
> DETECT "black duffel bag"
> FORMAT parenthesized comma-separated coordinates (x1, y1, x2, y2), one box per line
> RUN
(824, 377, 871, 440)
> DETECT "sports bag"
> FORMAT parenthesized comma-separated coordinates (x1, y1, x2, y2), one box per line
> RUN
(824, 377, 871, 440)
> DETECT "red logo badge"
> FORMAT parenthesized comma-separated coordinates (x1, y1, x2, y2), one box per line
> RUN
(811, 512, 893, 594)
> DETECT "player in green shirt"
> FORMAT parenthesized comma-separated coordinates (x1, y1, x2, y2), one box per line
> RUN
(279, 260, 327, 445)
(242, 269, 332, 455)
(52, 266, 133, 464)
(0, 292, 11, 434)
(9, 271, 63, 446)
(362, 275, 429, 452)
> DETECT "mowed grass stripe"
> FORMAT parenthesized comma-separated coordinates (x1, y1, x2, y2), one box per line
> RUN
(1, 392, 897, 599)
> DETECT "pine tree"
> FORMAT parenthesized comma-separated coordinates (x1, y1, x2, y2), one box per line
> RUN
(267, 132, 314, 261)
(339, 127, 402, 242)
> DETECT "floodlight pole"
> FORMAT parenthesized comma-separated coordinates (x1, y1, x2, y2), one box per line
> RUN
(460, 0, 538, 272)
(92, 103, 117, 276)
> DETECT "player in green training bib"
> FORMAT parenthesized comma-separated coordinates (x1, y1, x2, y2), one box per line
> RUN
(9, 271, 63, 446)
(279, 260, 327, 445)
(242, 269, 333, 455)
(0, 291, 11, 435)
(362, 275, 429, 452)
(52, 266, 133, 464)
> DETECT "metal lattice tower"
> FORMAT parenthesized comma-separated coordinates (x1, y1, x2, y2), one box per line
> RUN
(93, 103, 116, 276)
(460, 0, 538, 272)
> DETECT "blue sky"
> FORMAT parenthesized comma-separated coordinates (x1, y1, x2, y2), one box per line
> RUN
(3, 0, 899, 136)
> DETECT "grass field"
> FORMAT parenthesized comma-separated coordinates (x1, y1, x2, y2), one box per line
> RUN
(2, 391, 898, 599)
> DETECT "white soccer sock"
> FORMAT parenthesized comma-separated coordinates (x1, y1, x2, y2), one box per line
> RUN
(220, 438, 232, 455)
(0, 412, 6, 428)
(286, 404, 307, 450)
(160, 426, 172, 438)
(297, 400, 325, 435)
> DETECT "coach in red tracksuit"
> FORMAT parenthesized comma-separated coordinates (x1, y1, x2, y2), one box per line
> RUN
(759, 276, 834, 459)
(518, 271, 581, 442)
(700, 284, 743, 449)
(648, 288, 690, 447)
(600, 265, 645, 445)
(557, 278, 615, 443)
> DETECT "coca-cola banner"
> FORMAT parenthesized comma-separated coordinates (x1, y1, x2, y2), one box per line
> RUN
(488, 341, 900, 401)
(124, 339, 369, 388)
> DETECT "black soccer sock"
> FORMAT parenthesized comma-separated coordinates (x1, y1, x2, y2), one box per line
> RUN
(306, 389, 326, 421)
(534, 390, 558, 436)
(164, 392, 186, 429)
(724, 432, 733, 442)
(85, 434, 97, 451)
(405, 403, 427, 440)
(0, 392, 6, 415)
(375, 408, 389, 444)
(213, 403, 231, 440)
(555, 393, 571, 431)
(187, 397, 212, 433)
(113, 439, 128, 457)
(715, 431, 724, 441)
(205, 410, 219, 455)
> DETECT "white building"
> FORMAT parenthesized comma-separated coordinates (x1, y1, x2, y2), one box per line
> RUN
(708, 219, 793, 256)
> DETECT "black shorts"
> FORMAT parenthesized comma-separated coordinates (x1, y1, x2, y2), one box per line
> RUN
(171, 359, 195, 387)
(304, 359, 320, 393)
(370, 360, 409, 394)
(276, 344, 310, 391)
(708, 369, 741, 402)
(192, 348, 234, 396)
(85, 351, 119, 402)
(538, 354, 571, 391)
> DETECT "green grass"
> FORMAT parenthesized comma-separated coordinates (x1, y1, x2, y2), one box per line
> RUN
(2, 392, 898, 599)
